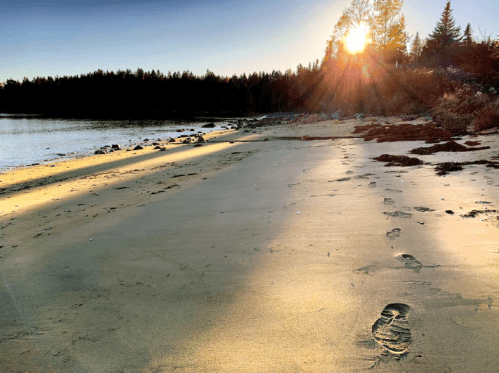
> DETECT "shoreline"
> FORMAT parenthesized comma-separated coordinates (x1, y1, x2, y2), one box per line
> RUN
(2, 116, 499, 372)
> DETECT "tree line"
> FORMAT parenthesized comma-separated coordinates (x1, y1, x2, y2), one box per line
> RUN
(1, 0, 498, 118)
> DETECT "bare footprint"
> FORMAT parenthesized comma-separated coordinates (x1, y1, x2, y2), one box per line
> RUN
(397, 254, 422, 273)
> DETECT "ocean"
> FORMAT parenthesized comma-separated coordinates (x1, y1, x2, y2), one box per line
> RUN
(0, 115, 237, 171)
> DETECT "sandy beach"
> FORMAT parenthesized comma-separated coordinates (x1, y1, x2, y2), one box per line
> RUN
(2, 116, 499, 372)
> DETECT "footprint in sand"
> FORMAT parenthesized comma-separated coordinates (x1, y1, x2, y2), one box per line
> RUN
(397, 254, 423, 273)
(386, 228, 401, 239)
(372, 303, 412, 355)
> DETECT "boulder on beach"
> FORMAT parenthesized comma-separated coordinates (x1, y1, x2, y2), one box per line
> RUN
(111, 144, 121, 150)
(197, 136, 205, 143)
(134, 145, 144, 150)
(168, 138, 176, 143)
(202, 123, 215, 128)
(94, 150, 106, 154)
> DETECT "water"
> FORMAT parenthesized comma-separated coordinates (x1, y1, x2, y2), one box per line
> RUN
(0, 115, 237, 171)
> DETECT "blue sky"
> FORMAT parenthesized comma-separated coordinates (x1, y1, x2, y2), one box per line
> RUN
(1, 0, 498, 83)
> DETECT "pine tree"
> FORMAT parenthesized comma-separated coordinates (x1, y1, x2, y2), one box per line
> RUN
(425, 0, 461, 55)
(410, 32, 422, 62)
(463, 23, 474, 46)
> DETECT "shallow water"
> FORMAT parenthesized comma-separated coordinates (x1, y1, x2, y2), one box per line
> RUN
(0, 116, 234, 171)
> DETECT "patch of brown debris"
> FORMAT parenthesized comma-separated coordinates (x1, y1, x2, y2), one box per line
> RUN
(410, 141, 490, 155)
(373, 154, 423, 167)
(353, 122, 454, 143)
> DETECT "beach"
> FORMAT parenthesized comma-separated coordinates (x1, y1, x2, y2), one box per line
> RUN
(2, 116, 499, 372)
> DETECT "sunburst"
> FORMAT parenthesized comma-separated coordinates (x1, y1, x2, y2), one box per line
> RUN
(345, 23, 368, 54)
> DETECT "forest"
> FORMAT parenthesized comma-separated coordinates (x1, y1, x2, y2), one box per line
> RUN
(1, 0, 499, 129)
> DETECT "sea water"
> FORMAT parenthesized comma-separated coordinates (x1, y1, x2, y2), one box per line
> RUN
(0, 115, 236, 171)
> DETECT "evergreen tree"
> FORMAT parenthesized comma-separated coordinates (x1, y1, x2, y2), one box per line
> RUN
(424, 0, 461, 55)
(463, 23, 474, 46)
(410, 32, 422, 62)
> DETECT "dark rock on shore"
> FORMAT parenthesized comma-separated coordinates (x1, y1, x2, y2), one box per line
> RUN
(202, 123, 215, 128)
(134, 145, 143, 150)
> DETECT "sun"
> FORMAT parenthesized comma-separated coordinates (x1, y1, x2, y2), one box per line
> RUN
(345, 23, 368, 54)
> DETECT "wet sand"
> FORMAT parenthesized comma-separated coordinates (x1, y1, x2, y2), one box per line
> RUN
(2, 117, 499, 372)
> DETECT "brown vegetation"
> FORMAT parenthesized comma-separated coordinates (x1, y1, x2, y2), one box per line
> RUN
(354, 122, 453, 143)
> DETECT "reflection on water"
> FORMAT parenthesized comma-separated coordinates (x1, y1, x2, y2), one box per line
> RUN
(0, 116, 234, 170)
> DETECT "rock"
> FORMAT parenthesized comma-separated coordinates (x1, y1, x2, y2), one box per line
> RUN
(144, 138, 149, 142)
(134, 145, 143, 150)
(179, 134, 189, 138)
(94, 150, 106, 154)
(182, 138, 191, 144)
(152, 142, 160, 146)
(190, 128, 195, 131)
(57, 153, 65, 156)
(159, 147, 167, 151)
(202, 123, 215, 128)
(197, 136, 205, 143)
(194, 143, 203, 147)
(153, 146, 162, 149)
(168, 138, 176, 142)
(111, 144, 121, 150)
(177, 129, 185, 132)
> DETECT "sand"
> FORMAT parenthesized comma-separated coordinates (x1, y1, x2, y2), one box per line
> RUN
(2, 117, 499, 372)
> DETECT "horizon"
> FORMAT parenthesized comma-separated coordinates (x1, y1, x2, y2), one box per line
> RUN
(1, 0, 498, 84)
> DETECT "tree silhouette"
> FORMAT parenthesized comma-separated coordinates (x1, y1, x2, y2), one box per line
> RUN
(463, 23, 474, 47)
(423, 0, 461, 63)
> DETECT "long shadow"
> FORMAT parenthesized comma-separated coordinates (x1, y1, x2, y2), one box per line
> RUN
(0, 136, 301, 371)
(0, 131, 243, 198)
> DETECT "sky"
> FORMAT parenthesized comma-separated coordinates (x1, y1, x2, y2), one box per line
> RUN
(1, 0, 498, 83)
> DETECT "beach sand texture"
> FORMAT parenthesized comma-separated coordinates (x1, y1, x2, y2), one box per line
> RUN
(2, 117, 499, 372)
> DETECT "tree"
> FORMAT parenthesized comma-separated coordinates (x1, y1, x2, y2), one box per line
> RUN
(463, 23, 474, 46)
(371, 0, 404, 53)
(424, 0, 461, 56)
(410, 32, 422, 62)
(384, 13, 407, 63)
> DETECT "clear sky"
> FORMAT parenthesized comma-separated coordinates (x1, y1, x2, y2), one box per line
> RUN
(1, 0, 498, 83)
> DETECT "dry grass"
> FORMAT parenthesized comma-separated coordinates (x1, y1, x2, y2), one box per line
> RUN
(469, 100, 499, 132)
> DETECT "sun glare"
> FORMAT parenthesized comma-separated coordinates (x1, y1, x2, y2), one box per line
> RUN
(345, 23, 368, 54)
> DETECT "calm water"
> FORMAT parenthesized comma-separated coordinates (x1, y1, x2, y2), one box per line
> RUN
(0, 115, 237, 171)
